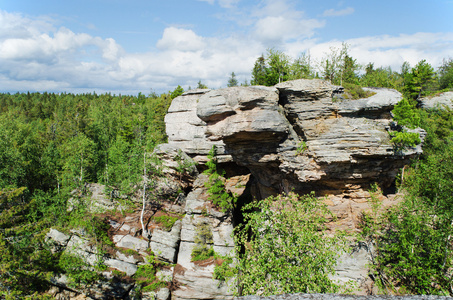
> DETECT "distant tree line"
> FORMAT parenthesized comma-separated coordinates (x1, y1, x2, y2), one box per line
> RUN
(246, 44, 453, 100)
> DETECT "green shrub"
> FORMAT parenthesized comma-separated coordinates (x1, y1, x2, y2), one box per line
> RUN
(123, 248, 139, 256)
(152, 215, 179, 231)
(203, 146, 237, 212)
(191, 246, 215, 262)
(112, 269, 127, 278)
(191, 221, 215, 262)
(134, 254, 167, 292)
(342, 82, 376, 100)
(58, 252, 103, 286)
(369, 106, 453, 295)
(391, 97, 420, 128)
(213, 254, 234, 282)
(296, 141, 307, 155)
(230, 192, 348, 296)
(389, 131, 421, 153)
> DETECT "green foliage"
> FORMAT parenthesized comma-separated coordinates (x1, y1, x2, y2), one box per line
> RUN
(321, 43, 359, 85)
(369, 105, 453, 295)
(152, 214, 179, 231)
(227, 72, 239, 87)
(112, 269, 127, 278)
(251, 55, 268, 86)
(203, 146, 237, 212)
(251, 49, 315, 86)
(232, 192, 347, 296)
(67, 207, 114, 247)
(342, 54, 360, 85)
(58, 252, 103, 286)
(0, 187, 65, 297)
(170, 85, 184, 99)
(289, 52, 314, 80)
(389, 97, 422, 153)
(134, 253, 167, 292)
(358, 184, 383, 240)
(389, 131, 421, 153)
(191, 246, 215, 262)
(197, 80, 208, 89)
(373, 198, 452, 295)
(342, 83, 376, 100)
(438, 58, 453, 90)
(0, 91, 173, 297)
(391, 97, 421, 128)
(360, 63, 403, 90)
(213, 254, 235, 282)
(123, 248, 139, 256)
(296, 140, 307, 155)
(191, 221, 215, 262)
(265, 49, 291, 85)
(174, 149, 196, 179)
(403, 59, 435, 99)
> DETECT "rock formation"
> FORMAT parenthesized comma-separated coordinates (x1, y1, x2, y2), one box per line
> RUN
(166, 79, 421, 209)
(48, 79, 425, 299)
(159, 79, 423, 297)
(419, 91, 453, 109)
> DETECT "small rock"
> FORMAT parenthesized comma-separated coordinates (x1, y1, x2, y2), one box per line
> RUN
(113, 235, 149, 254)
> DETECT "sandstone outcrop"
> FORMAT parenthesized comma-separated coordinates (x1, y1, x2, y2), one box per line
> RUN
(166, 79, 421, 200)
(159, 79, 424, 297)
(49, 79, 425, 299)
(419, 91, 453, 109)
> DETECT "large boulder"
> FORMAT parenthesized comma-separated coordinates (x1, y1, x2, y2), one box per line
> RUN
(164, 89, 229, 163)
(419, 91, 453, 109)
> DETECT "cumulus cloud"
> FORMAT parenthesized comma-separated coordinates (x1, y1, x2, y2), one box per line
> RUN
(0, 7, 452, 95)
(254, 16, 324, 45)
(304, 33, 453, 72)
(0, 10, 125, 92)
(252, 0, 325, 46)
(322, 7, 354, 17)
(156, 27, 206, 51)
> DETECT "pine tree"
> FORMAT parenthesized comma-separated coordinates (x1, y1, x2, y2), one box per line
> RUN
(227, 72, 238, 87)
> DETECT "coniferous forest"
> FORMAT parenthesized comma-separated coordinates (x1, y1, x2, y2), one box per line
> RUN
(1, 46, 453, 298)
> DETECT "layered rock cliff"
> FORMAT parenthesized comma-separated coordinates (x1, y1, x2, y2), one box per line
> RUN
(159, 79, 423, 297)
(166, 80, 422, 218)
(48, 79, 424, 299)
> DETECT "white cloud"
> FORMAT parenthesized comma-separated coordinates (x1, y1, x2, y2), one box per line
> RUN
(196, 0, 239, 8)
(218, 0, 240, 8)
(0, 8, 452, 95)
(156, 27, 206, 51)
(252, 0, 325, 46)
(306, 33, 453, 72)
(254, 16, 324, 45)
(322, 7, 354, 17)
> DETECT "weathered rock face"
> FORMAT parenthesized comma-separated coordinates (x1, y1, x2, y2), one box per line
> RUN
(47, 150, 238, 300)
(161, 79, 425, 297)
(165, 89, 229, 164)
(419, 91, 453, 109)
(49, 79, 425, 299)
(165, 79, 421, 200)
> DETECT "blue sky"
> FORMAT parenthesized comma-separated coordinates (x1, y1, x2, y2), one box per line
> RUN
(1, 0, 452, 94)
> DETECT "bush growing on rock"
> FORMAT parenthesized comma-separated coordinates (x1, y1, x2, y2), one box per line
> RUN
(191, 221, 215, 262)
(365, 100, 453, 296)
(203, 146, 237, 213)
(226, 192, 348, 296)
